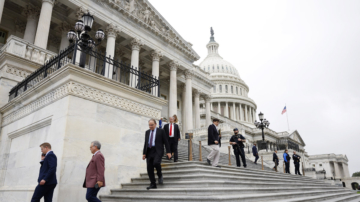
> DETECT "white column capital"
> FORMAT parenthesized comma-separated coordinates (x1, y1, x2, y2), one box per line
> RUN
(131, 37, 144, 51)
(42, 0, 56, 6)
(184, 70, 194, 80)
(168, 60, 179, 71)
(151, 49, 163, 61)
(106, 23, 121, 38)
(193, 90, 201, 98)
(204, 95, 212, 102)
(23, 5, 40, 19)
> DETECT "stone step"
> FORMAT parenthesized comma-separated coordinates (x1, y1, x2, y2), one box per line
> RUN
(141, 168, 325, 183)
(99, 190, 352, 202)
(120, 180, 338, 190)
(109, 187, 344, 196)
(159, 163, 317, 180)
(273, 192, 359, 202)
(130, 174, 328, 185)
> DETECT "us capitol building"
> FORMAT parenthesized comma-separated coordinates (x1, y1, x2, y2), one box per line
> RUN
(0, 0, 352, 201)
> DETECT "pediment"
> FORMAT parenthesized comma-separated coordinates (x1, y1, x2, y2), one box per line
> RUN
(289, 130, 306, 146)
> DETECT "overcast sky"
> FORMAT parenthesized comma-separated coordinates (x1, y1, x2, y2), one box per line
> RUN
(150, 0, 360, 175)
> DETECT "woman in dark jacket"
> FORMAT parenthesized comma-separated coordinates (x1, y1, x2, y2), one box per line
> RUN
(283, 149, 291, 174)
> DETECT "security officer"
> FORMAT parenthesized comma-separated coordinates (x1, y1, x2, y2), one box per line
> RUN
(293, 151, 302, 175)
(229, 128, 247, 168)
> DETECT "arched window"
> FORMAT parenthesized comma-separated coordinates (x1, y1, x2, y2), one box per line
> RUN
(213, 65, 215, 70)
(225, 85, 228, 93)
(208, 66, 210, 71)
(236, 87, 238, 94)
(240, 88, 242, 95)
(222, 66, 224, 70)
(231, 86, 233, 94)
(219, 85, 222, 93)
(213, 86, 216, 93)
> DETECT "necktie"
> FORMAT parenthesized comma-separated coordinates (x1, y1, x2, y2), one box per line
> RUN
(169, 124, 172, 137)
(149, 130, 154, 148)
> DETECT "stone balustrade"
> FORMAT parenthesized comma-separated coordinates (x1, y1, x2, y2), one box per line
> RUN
(0, 35, 56, 64)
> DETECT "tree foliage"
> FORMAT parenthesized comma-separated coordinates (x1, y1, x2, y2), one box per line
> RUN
(352, 172, 360, 177)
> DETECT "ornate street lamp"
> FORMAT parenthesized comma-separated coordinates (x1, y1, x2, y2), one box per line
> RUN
(254, 112, 270, 150)
(67, 12, 105, 68)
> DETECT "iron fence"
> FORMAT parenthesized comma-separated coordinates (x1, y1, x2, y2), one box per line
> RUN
(9, 43, 160, 101)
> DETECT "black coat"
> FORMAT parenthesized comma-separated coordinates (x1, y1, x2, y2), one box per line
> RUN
(38, 151, 57, 185)
(273, 152, 279, 162)
(208, 124, 220, 145)
(293, 154, 301, 164)
(163, 123, 181, 143)
(143, 128, 170, 157)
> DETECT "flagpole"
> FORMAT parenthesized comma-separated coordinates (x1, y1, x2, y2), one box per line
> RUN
(286, 104, 290, 131)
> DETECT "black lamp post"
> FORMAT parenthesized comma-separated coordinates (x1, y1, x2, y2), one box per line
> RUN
(67, 12, 105, 68)
(323, 168, 326, 179)
(254, 112, 270, 151)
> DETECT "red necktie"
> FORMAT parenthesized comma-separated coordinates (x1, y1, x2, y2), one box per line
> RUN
(169, 124, 172, 137)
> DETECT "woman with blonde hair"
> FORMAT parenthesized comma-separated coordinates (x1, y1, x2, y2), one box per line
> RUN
(173, 114, 178, 123)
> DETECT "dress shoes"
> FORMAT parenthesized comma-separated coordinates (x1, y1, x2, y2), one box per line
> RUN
(146, 184, 157, 190)
(158, 176, 163, 184)
(215, 165, 221, 168)
(207, 158, 211, 165)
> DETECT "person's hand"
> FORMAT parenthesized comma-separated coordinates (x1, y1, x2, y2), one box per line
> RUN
(214, 141, 218, 144)
(178, 138, 180, 141)
(142, 155, 146, 160)
(238, 138, 241, 141)
(41, 154, 45, 161)
(166, 153, 171, 159)
(39, 180, 46, 185)
(97, 181, 103, 188)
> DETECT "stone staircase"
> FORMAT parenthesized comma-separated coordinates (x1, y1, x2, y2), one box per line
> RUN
(99, 141, 360, 202)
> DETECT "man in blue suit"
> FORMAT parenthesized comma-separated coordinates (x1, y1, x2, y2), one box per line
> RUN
(252, 143, 259, 164)
(31, 142, 57, 202)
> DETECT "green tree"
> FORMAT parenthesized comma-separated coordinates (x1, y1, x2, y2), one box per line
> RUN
(352, 172, 360, 177)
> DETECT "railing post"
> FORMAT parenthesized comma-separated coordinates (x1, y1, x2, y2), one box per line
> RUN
(157, 78, 160, 97)
(43, 62, 48, 78)
(261, 155, 264, 170)
(302, 162, 305, 176)
(102, 53, 107, 76)
(57, 50, 62, 69)
(72, 40, 78, 65)
(199, 141, 202, 162)
(188, 138, 193, 161)
(138, 70, 141, 90)
(24, 80, 28, 92)
(228, 146, 231, 166)
(283, 161, 285, 173)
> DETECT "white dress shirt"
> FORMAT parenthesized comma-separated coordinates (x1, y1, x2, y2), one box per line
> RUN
(93, 150, 100, 156)
(169, 123, 175, 138)
(148, 127, 157, 147)
(41, 150, 52, 162)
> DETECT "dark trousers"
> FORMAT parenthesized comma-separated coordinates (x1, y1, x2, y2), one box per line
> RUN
(146, 147, 162, 185)
(254, 155, 259, 163)
(31, 184, 56, 202)
(234, 147, 246, 167)
(273, 160, 279, 171)
(285, 162, 290, 173)
(295, 163, 301, 175)
(169, 138, 178, 162)
(86, 187, 101, 202)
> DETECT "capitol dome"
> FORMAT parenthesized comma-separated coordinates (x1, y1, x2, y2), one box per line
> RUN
(199, 28, 257, 125)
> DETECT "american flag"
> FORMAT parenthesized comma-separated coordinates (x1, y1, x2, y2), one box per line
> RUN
(281, 106, 287, 115)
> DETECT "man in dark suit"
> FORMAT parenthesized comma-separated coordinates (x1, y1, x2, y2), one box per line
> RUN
(273, 150, 279, 172)
(252, 143, 259, 164)
(83, 140, 105, 202)
(163, 116, 181, 162)
(293, 151, 302, 175)
(143, 119, 171, 189)
(31, 142, 57, 202)
(206, 118, 221, 168)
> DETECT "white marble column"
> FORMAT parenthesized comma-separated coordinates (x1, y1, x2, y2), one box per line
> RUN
(34, 0, 56, 49)
(194, 90, 200, 128)
(130, 37, 143, 87)
(239, 103, 243, 121)
(58, 22, 71, 51)
(225, 102, 229, 117)
(217, 102, 221, 114)
(205, 96, 211, 126)
(232, 102, 236, 121)
(168, 61, 178, 117)
(211, 103, 213, 111)
(181, 84, 186, 133)
(0, 0, 4, 23)
(253, 108, 256, 122)
(185, 70, 193, 131)
(249, 107, 253, 123)
(150, 49, 162, 95)
(23, 5, 39, 44)
(105, 24, 120, 78)
(245, 105, 248, 122)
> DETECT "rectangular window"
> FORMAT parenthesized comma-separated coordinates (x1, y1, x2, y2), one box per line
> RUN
(236, 87, 238, 94)
(213, 86, 216, 93)
(225, 85, 228, 93)
(177, 101, 180, 109)
(319, 164, 322, 166)
(219, 85, 222, 93)
(231, 86, 233, 94)
(240, 88, 242, 95)
(0, 28, 8, 44)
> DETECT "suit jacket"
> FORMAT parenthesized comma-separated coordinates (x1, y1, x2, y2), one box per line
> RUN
(163, 123, 181, 143)
(38, 151, 57, 185)
(252, 146, 258, 156)
(143, 128, 170, 157)
(208, 124, 220, 145)
(273, 152, 279, 162)
(293, 154, 301, 164)
(83, 151, 106, 188)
